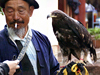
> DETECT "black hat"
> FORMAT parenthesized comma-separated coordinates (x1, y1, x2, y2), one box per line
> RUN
(0, 0, 39, 9)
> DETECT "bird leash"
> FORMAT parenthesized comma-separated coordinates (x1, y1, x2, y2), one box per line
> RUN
(16, 32, 32, 62)
(57, 61, 89, 75)
(12, 32, 32, 75)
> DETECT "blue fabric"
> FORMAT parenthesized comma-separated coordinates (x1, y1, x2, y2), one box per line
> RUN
(67, 0, 81, 15)
(0, 25, 60, 75)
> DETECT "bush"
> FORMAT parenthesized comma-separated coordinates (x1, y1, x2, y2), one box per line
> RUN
(87, 27, 100, 35)
(87, 27, 100, 40)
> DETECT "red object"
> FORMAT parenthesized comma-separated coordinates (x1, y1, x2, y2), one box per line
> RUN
(77, 69, 81, 72)
(94, 14, 97, 22)
(80, 58, 83, 60)
(60, 66, 65, 68)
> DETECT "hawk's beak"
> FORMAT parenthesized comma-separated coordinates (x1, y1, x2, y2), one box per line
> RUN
(47, 15, 50, 19)
(47, 14, 57, 19)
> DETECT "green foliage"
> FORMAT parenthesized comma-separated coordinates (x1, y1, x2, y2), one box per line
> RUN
(87, 27, 100, 35)
(87, 27, 100, 40)
(0, 7, 4, 15)
(95, 34, 100, 40)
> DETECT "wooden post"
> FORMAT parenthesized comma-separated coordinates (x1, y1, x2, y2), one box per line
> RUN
(78, 0, 86, 27)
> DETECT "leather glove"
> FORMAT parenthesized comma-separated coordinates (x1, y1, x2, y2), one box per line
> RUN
(58, 61, 88, 75)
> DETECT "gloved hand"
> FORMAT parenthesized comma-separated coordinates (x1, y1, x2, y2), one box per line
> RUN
(57, 61, 89, 75)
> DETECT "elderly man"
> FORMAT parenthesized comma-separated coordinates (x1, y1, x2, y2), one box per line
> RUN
(0, 0, 59, 75)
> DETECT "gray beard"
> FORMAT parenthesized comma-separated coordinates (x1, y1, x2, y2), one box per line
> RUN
(8, 27, 25, 38)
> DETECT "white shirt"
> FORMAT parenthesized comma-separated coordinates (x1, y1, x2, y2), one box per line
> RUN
(7, 26, 38, 75)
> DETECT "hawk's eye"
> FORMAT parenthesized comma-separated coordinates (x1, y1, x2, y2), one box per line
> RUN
(54, 13, 57, 15)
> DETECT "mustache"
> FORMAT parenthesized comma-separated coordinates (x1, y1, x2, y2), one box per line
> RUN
(9, 20, 24, 25)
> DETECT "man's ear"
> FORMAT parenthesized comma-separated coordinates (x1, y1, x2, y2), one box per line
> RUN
(29, 6, 34, 17)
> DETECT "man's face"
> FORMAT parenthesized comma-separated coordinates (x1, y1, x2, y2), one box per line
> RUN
(4, 0, 34, 29)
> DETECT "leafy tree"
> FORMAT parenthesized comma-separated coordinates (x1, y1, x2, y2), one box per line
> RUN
(0, 7, 4, 15)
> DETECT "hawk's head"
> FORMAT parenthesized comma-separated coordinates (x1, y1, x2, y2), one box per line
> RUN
(47, 10, 67, 21)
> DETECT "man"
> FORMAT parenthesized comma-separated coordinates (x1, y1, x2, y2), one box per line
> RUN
(0, 0, 59, 75)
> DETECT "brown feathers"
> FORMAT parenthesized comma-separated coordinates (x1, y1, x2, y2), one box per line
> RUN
(47, 10, 97, 63)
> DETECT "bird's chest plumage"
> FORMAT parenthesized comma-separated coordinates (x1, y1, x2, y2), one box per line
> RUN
(55, 28, 81, 49)
(52, 20, 81, 49)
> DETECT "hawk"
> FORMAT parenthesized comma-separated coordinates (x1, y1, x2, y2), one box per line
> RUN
(47, 10, 97, 64)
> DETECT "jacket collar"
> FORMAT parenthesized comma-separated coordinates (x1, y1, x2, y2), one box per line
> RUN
(3, 25, 16, 46)
(31, 30, 40, 52)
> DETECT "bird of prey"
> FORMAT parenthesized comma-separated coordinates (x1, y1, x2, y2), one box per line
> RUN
(47, 10, 97, 64)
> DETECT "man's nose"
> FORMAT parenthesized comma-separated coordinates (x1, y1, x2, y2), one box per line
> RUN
(13, 12, 20, 21)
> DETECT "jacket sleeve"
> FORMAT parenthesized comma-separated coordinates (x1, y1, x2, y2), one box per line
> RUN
(44, 36, 60, 75)
(0, 63, 9, 75)
(49, 45, 59, 75)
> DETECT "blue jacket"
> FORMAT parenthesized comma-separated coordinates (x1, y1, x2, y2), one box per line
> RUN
(0, 25, 59, 75)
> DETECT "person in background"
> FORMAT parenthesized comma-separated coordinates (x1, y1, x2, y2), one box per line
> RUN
(0, 0, 59, 75)
(0, 60, 19, 75)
